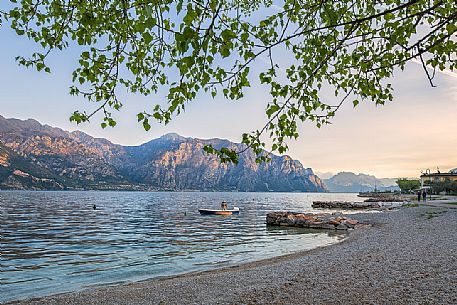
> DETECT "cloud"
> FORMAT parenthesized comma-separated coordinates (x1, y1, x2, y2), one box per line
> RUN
(411, 59, 457, 80)
(270, 4, 283, 12)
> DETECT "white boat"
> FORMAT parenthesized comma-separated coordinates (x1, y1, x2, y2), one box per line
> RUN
(198, 207, 240, 215)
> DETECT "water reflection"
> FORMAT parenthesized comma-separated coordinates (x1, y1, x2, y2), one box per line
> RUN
(0, 191, 360, 302)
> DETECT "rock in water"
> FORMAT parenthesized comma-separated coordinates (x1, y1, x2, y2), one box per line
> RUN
(266, 212, 359, 230)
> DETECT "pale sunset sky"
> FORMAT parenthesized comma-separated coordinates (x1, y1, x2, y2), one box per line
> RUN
(0, 23, 456, 179)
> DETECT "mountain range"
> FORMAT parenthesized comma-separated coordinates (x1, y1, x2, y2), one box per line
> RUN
(321, 172, 400, 193)
(0, 115, 325, 192)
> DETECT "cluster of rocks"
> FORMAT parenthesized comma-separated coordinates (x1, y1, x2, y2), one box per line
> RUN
(312, 201, 381, 209)
(266, 212, 359, 230)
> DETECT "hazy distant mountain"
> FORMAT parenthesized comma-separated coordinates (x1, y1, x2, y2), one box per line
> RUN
(323, 172, 399, 193)
(315, 172, 335, 180)
(378, 177, 399, 187)
(0, 115, 325, 192)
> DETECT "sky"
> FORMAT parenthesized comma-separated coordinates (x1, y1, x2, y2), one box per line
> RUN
(0, 18, 456, 179)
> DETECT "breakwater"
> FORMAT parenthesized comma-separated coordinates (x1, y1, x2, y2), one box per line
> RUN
(312, 200, 407, 210)
(312, 201, 381, 209)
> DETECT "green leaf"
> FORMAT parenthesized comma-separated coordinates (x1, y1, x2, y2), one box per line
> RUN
(221, 29, 236, 41)
(143, 120, 151, 131)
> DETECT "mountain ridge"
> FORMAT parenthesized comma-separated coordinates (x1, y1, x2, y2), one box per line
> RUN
(323, 171, 399, 193)
(0, 115, 325, 192)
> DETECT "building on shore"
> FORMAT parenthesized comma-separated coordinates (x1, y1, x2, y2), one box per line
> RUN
(420, 168, 457, 188)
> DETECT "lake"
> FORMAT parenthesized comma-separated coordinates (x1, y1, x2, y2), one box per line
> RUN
(0, 191, 362, 302)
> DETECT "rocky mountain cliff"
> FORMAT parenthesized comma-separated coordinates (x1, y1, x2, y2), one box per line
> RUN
(323, 172, 399, 193)
(0, 116, 325, 192)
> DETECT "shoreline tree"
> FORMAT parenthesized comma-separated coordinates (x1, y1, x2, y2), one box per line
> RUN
(396, 178, 421, 193)
(1, 0, 456, 162)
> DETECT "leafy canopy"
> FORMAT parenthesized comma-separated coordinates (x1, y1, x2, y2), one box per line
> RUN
(1, 0, 456, 163)
(396, 178, 421, 193)
(423, 179, 457, 194)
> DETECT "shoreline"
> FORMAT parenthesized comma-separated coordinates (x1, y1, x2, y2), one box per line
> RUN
(7, 205, 457, 304)
(4, 229, 351, 304)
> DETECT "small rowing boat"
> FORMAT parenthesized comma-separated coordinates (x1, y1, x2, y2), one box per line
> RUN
(198, 207, 240, 215)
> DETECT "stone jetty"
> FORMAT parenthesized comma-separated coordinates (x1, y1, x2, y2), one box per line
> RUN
(358, 191, 401, 198)
(364, 196, 404, 202)
(312, 201, 381, 209)
(266, 212, 359, 230)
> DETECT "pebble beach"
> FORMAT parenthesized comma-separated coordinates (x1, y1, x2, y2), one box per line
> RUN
(7, 204, 457, 305)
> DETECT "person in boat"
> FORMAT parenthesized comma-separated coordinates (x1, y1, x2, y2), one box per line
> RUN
(221, 201, 228, 210)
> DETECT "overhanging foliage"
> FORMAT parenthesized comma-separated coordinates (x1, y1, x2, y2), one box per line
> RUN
(1, 0, 456, 162)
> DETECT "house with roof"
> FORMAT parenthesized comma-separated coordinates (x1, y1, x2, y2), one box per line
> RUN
(420, 168, 457, 189)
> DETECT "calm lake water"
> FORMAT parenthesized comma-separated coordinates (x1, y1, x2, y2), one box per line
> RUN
(0, 191, 362, 302)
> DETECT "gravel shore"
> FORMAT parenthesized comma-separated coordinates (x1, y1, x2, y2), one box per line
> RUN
(8, 205, 457, 305)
